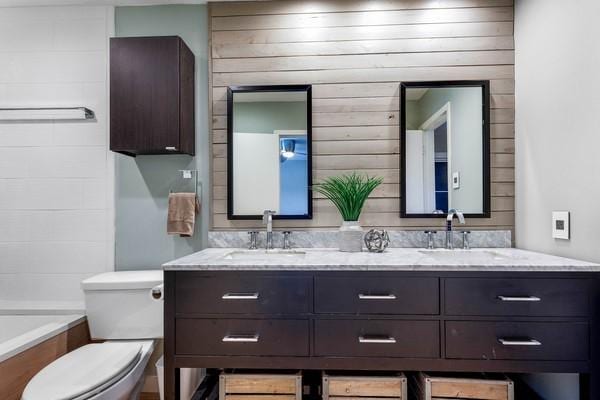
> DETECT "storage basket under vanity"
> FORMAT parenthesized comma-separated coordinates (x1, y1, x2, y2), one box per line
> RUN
(219, 372, 302, 400)
(409, 372, 514, 400)
(322, 372, 407, 400)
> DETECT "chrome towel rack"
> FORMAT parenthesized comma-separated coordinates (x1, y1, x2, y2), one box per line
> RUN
(0, 107, 95, 121)
(169, 169, 201, 198)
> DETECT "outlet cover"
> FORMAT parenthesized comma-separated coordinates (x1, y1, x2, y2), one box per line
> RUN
(452, 172, 460, 189)
(552, 211, 570, 240)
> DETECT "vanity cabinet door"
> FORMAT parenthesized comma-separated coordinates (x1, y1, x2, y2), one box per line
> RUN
(315, 277, 439, 315)
(446, 321, 589, 361)
(445, 278, 589, 317)
(175, 274, 311, 315)
(314, 320, 440, 358)
(176, 319, 309, 356)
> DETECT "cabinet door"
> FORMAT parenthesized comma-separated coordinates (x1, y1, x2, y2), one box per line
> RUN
(110, 37, 180, 153)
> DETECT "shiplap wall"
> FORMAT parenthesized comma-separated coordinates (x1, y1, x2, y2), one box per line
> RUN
(209, 0, 515, 231)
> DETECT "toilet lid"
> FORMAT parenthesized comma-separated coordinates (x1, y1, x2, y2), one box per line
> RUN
(22, 342, 142, 400)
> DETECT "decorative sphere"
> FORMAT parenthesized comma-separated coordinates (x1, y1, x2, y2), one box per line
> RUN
(364, 229, 390, 253)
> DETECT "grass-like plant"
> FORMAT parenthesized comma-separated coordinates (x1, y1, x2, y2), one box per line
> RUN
(314, 172, 383, 221)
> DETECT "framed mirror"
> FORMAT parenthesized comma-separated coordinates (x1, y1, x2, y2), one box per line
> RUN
(400, 80, 490, 218)
(227, 85, 312, 220)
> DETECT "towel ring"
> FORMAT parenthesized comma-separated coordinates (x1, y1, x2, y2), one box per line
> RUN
(169, 170, 201, 198)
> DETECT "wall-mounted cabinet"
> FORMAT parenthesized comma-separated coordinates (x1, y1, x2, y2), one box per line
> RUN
(110, 36, 195, 157)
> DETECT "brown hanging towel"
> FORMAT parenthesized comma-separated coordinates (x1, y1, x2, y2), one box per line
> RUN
(167, 192, 200, 237)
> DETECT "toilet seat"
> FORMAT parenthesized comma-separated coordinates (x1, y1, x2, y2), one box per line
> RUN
(22, 342, 142, 400)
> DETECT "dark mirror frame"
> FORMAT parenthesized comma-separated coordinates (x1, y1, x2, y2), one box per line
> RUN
(227, 84, 313, 220)
(400, 80, 491, 218)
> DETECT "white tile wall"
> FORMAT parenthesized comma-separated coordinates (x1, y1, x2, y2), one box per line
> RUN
(0, 6, 115, 310)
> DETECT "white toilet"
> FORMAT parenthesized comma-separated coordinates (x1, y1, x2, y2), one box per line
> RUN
(22, 270, 164, 400)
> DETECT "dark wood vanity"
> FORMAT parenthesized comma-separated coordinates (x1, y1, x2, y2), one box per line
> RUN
(164, 269, 600, 400)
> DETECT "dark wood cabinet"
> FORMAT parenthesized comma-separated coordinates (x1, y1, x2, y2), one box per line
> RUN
(110, 36, 195, 156)
(165, 270, 600, 400)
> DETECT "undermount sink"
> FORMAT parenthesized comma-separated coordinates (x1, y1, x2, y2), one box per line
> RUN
(419, 249, 513, 261)
(222, 249, 307, 260)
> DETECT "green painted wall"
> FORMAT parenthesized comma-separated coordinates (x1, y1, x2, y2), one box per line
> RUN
(114, 5, 209, 270)
(233, 102, 307, 133)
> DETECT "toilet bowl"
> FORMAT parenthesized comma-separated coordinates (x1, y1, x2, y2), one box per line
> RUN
(22, 271, 163, 400)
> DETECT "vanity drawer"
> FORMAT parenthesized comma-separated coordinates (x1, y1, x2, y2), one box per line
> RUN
(315, 277, 439, 315)
(175, 273, 311, 315)
(446, 321, 589, 361)
(176, 319, 309, 356)
(314, 319, 440, 358)
(445, 278, 589, 317)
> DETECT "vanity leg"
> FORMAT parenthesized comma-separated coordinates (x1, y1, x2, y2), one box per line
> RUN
(579, 374, 589, 400)
(585, 277, 600, 400)
(164, 271, 179, 400)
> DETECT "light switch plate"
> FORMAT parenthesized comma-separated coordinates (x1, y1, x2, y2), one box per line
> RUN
(552, 211, 570, 240)
(452, 172, 460, 189)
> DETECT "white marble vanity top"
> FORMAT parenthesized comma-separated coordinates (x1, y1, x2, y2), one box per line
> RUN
(163, 247, 599, 272)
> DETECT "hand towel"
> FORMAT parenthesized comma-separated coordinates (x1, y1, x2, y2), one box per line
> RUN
(167, 192, 200, 237)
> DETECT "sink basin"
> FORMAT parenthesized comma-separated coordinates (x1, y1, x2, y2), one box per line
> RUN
(222, 249, 307, 261)
(419, 249, 513, 261)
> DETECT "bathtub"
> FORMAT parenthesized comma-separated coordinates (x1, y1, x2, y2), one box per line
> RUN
(0, 314, 86, 363)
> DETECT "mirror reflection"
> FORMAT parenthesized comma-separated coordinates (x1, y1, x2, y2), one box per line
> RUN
(402, 81, 490, 217)
(228, 86, 312, 219)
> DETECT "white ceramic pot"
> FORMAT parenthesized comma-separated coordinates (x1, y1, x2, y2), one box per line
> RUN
(339, 221, 364, 252)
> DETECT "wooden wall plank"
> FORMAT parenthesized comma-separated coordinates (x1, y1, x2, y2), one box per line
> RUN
(212, 22, 514, 44)
(209, 0, 515, 231)
(213, 65, 514, 86)
(211, 79, 514, 102)
(212, 50, 515, 73)
(213, 94, 513, 115)
(211, 0, 514, 17)
(212, 7, 514, 31)
(213, 36, 514, 58)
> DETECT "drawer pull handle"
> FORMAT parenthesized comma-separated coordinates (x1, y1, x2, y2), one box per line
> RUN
(497, 295, 541, 302)
(358, 336, 396, 344)
(498, 338, 542, 346)
(222, 334, 259, 343)
(358, 294, 397, 300)
(222, 293, 259, 300)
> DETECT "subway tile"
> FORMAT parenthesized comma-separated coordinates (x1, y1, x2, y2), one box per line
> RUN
(0, 20, 53, 52)
(0, 273, 100, 304)
(0, 123, 53, 147)
(25, 178, 85, 209)
(0, 243, 30, 273)
(0, 148, 33, 177)
(29, 241, 107, 273)
(53, 18, 107, 52)
(82, 179, 108, 209)
(0, 52, 106, 84)
(0, 179, 28, 209)
(53, 52, 107, 83)
(29, 210, 107, 241)
(29, 146, 106, 178)
(0, 211, 32, 241)
(0, 6, 106, 23)
(0, 83, 84, 106)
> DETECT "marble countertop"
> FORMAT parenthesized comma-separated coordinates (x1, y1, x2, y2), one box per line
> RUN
(163, 247, 600, 272)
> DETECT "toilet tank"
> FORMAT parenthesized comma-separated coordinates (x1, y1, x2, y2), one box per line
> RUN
(82, 270, 163, 340)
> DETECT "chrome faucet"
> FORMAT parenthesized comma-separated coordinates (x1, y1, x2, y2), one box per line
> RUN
(262, 210, 276, 250)
(282, 231, 292, 250)
(446, 209, 466, 249)
(424, 230, 437, 249)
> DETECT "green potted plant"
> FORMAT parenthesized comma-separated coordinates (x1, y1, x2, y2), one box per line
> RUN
(314, 172, 383, 252)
